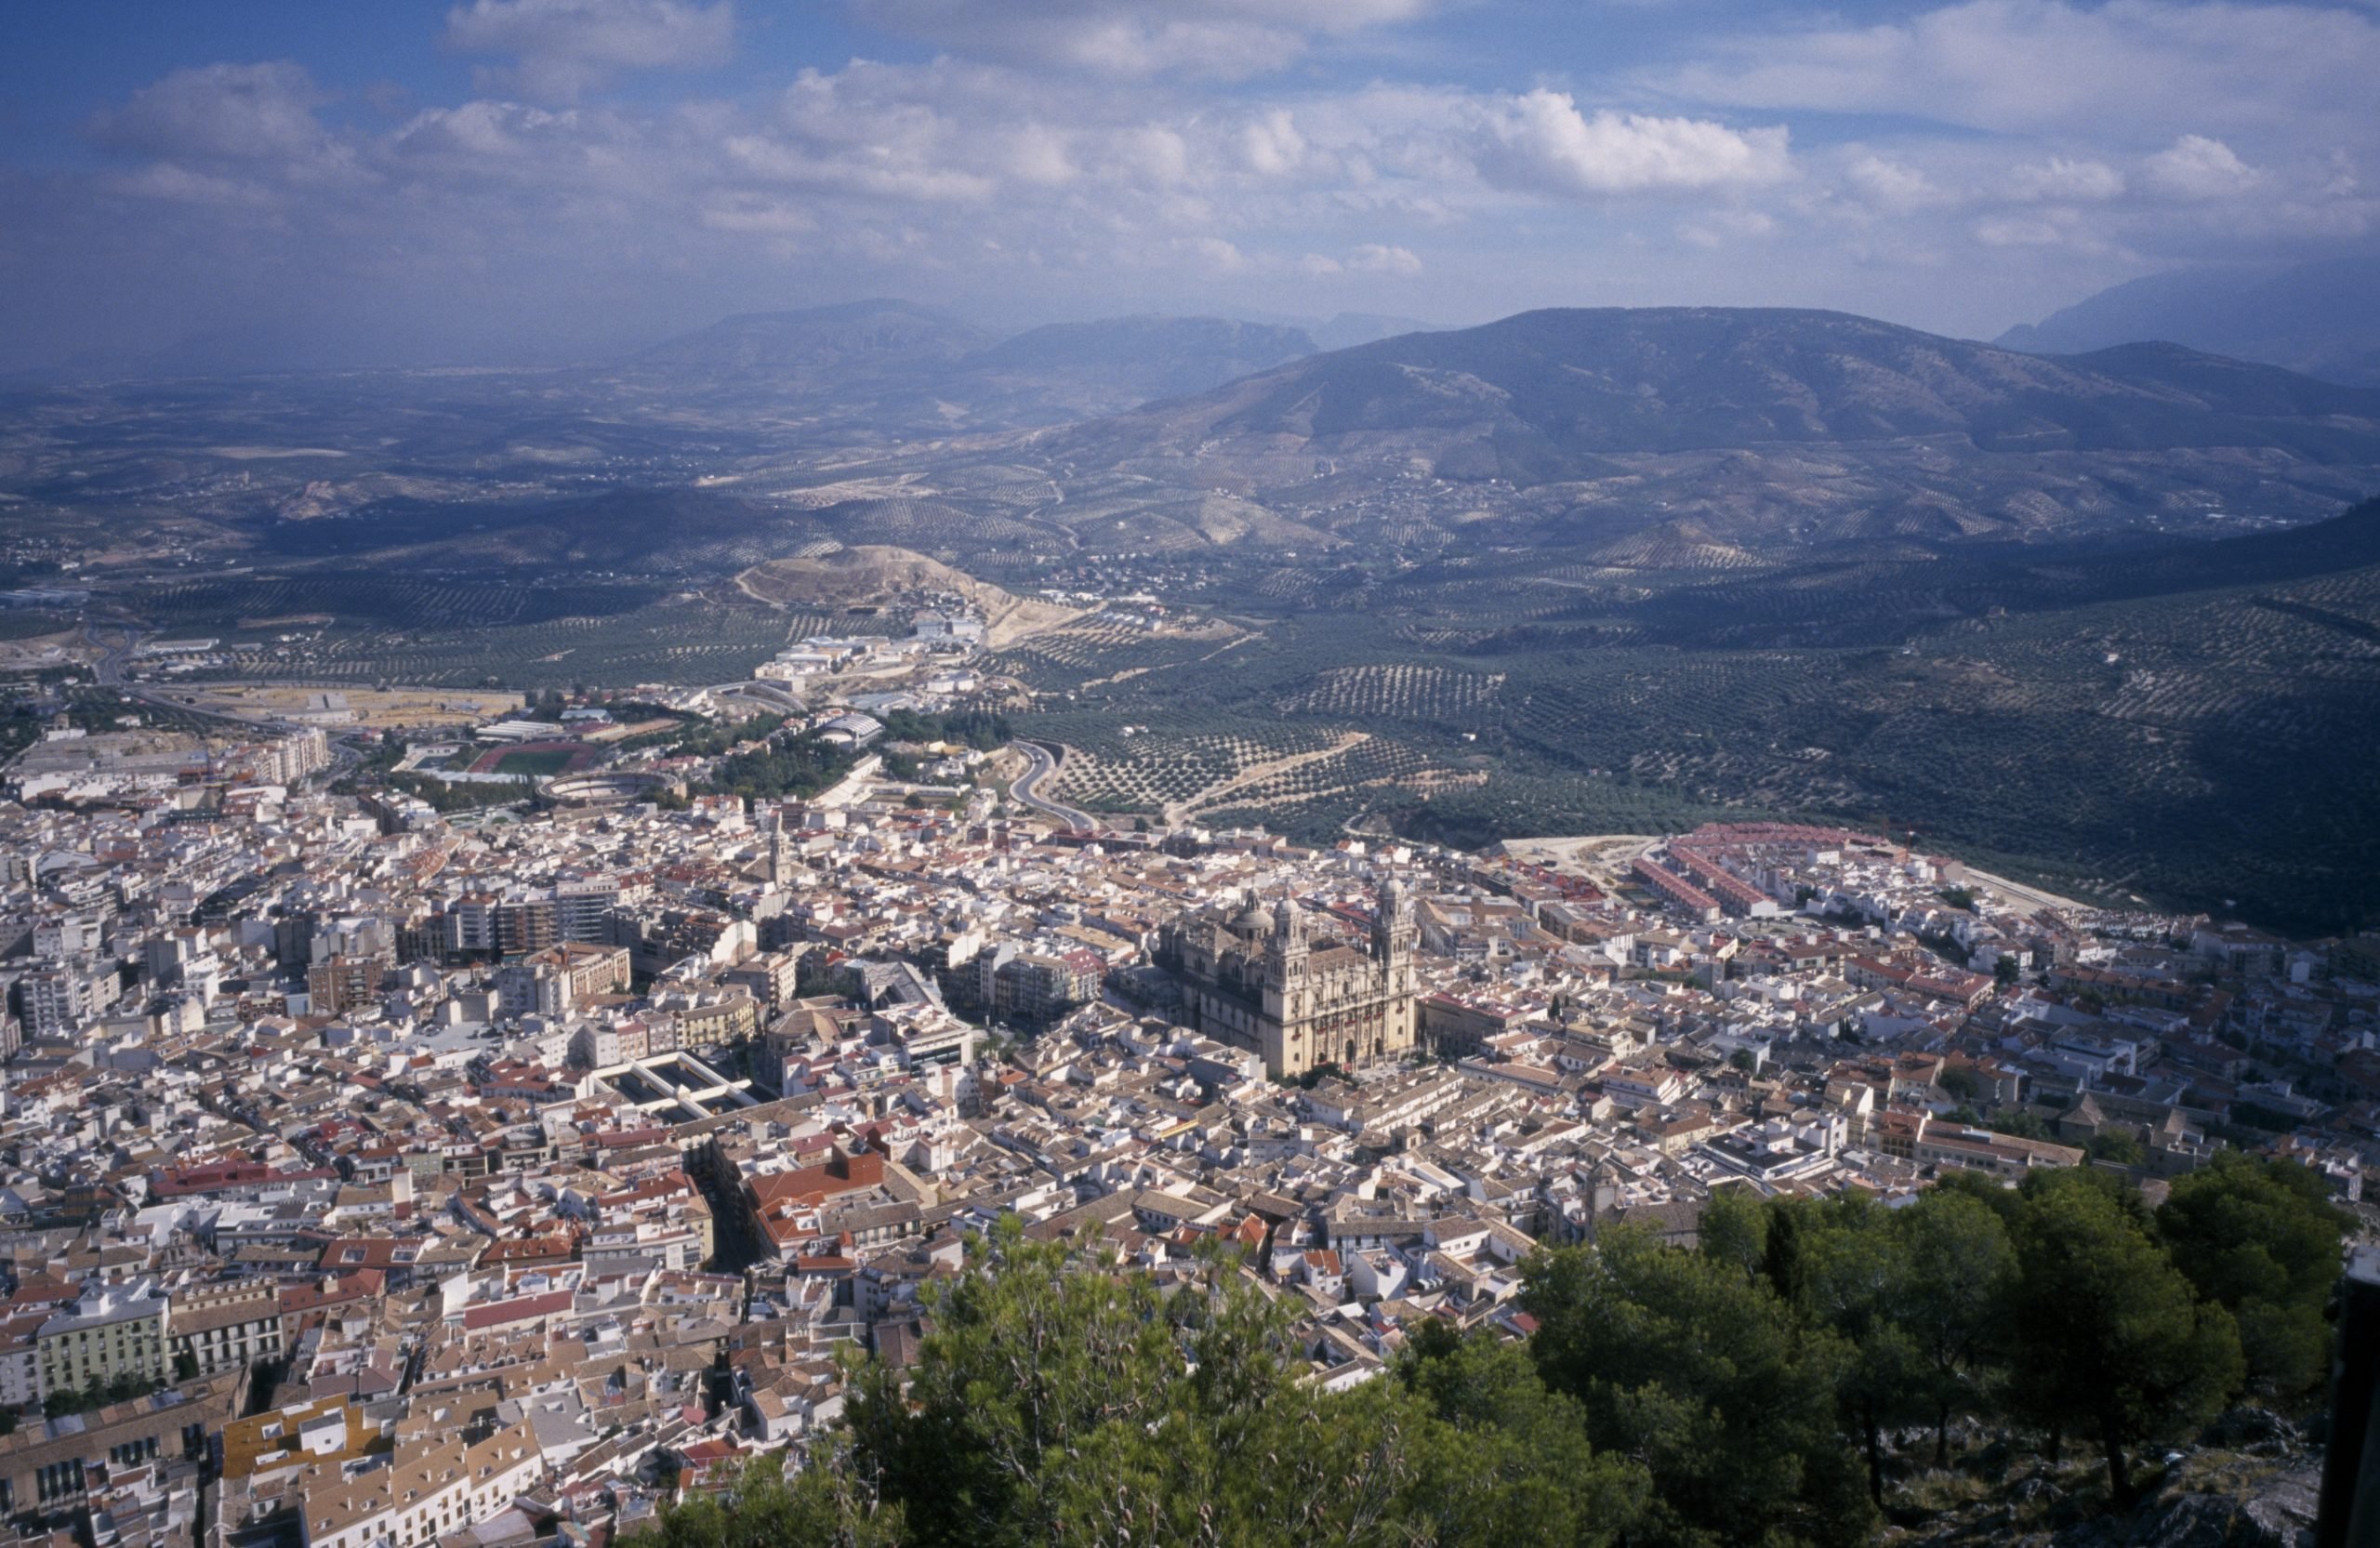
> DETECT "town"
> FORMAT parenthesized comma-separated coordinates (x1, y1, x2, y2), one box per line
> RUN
(0, 587, 2370, 1548)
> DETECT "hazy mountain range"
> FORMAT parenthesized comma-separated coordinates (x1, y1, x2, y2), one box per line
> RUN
(1067, 305, 2380, 467)
(1997, 253, 2380, 388)
(1021, 305, 2380, 549)
(620, 300, 1432, 426)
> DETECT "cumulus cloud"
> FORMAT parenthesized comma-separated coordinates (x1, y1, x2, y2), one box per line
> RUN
(2006, 155, 2125, 202)
(1240, 111, 1310, 179)
(1972, 205, 2114, 251)
(444, 0, 734, 100)
(2144, 134, 2261, 200)
(1186, 235, 1248, 272)
(1348, 242, 1422, 275)
(1472, 89, 1791, 198)
(1845, 154, 1944, 210)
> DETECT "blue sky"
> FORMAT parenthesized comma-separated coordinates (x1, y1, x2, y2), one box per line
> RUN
(0, 0, 2372, 370)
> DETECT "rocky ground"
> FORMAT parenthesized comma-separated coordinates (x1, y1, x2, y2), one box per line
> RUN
(1892, 1410, 2322, 1548)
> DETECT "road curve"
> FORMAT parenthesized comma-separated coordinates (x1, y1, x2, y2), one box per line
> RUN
(1009, 740, 1097, 831)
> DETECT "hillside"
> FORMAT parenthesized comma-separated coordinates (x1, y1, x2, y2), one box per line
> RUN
(732, 544, 1079, 644)
(1032, 306, 2380, 549)
(1999, 254, 2380, 388)
(1071, 306, 2380, 465)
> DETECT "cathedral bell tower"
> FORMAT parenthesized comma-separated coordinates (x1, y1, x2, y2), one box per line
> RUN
(1263, 895, 1308, 1020)
(1371, 876, 1416, 969)
(767, 813, 798, 887)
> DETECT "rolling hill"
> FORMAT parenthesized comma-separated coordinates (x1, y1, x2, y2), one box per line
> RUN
(1036, 306, 2380, 549)
(1076, 307, 2380, 465)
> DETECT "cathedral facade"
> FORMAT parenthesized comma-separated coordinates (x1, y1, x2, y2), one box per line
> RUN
(1157, 879, 1419, 1078)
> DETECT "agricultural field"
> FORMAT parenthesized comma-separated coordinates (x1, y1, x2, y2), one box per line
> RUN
(993, 500, 2380, 934)
(153, 596, 813, 691)
(1276, 665, 1504, 726)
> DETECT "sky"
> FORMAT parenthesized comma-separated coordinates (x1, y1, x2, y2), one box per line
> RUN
(0, 0, 2373, 371)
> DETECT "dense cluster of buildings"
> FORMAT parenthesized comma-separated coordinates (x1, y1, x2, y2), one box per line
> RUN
(0, 710, 2370, 1548)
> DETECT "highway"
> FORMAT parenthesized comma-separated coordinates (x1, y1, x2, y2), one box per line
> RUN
(1009, 740, 1096, 831)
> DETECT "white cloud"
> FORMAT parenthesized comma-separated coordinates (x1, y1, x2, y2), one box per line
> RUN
(1973, 205, 2112, 251)
(1472, 89, 1791, 198)
(1666, 0, 2380, 145)
(88, 61, 331, 165)
(444, 0, 733, 100)
(1845, 154, 1944, 210)
(1240, 111, 1310, 179)
(102, 163, 279, 208)
(1186, 235, 1248, 272)
(2006, 156, 2125, 202)
(1000, 124, 1078, 185)
(60, 1, 2373, 366)
(1348, 242, 1422, 275)
(853, 0, 1434, 79)
(2144, 134, 2261, 200)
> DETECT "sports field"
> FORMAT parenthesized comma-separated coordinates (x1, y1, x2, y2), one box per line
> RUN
(469, 740, 596, 777)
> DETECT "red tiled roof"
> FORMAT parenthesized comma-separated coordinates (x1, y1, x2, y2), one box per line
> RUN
(461, 1288, 574, 1330)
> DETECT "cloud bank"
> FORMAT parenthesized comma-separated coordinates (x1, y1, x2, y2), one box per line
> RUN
(0, 0, 2369, 368)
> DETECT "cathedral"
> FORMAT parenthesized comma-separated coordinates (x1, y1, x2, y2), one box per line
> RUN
(1157, 878, 1420, 1078)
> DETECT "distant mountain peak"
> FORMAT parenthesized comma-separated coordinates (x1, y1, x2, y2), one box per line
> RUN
(1998, 254, 2380, 388)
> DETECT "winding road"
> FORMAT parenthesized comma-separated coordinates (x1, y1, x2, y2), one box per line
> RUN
(1010, 740, 1096, 831)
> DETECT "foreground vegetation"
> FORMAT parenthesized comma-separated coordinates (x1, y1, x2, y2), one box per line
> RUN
(638, 1154, 2347, 1548)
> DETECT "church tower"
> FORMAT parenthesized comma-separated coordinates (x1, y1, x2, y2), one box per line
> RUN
(1262, 895, 1307, 1036)
(1371, 876, 1416, 969)
(767, 813, 799, 887)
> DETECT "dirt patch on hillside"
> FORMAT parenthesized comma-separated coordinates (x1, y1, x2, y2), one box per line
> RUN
(731, 545, 1080, 645)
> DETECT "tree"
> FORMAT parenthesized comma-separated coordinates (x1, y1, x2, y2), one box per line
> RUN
(1397, 1327, 1648, 1547)
(648, 1455, 902, 1548)
(1995, 956, 2022, 986)
(2005, 1174, 2243, 1504)
(1524, 1229, 1874, 1547)
(727, 1219, 1660, 1548)
(1891, 1189, 2016, 1464)
(2087, 1131, 2145, 1166)
(839, 1221, 1248, 1546)
(2156, 1153, 2349, 1399)
(1697, 1186, 1768, 1286)
(1798, 1195, 1927, 1505)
